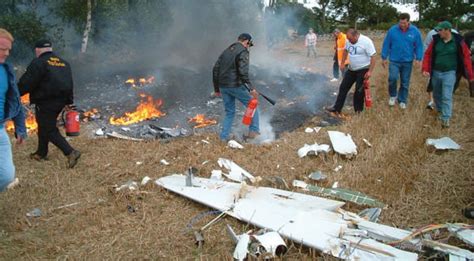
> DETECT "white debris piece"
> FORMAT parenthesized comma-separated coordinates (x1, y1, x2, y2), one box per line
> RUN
(328, 131, 357, 156)
(292, 179, 309, 189)
(334, 165, 343, 172)
(314, 127, 322, 133)
(121, 127, 131, 132)
(305, 127, 314, 133)
(308, 171, 327, 181)
(233, 234, 251, 260)
(332, 181, 339, 188)
(136, 161, 143, 165)
(363, 138, 373, 147)
(95, 128, 105, 136)
(253, 231, 287, 257)
(210, 170, 223, 181)
(228, 140, 244, 149)
(201, 139, 210, 144)
(218, 158, 256, 183)
(141, 176, 152, 186)
(115, 181, 138, 192)
(297, 143, 331, 158)
(426, 137, 461, 150)
(160, 159, 170, 165)
(201, 160, 210, 165)
(448, 224, 474, 246)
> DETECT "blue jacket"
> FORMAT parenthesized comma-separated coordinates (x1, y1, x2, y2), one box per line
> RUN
(0, 63, 27, 140)
(381, 24, 423, 62)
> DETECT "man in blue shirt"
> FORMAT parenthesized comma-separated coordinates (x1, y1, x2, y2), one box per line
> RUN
(381, 13, 423, 109)
(0, 28, 27, 191)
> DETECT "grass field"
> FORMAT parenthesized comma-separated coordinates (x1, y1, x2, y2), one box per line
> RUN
(0, 37, 472, 260)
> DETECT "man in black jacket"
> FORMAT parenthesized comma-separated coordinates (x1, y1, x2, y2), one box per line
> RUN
(213, 33, 259, 141)
(18, 40, 80, 168)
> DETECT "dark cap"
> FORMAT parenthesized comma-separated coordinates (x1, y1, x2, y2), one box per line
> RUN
(238, 33, 252, 41)
(34, 39, 52, 48)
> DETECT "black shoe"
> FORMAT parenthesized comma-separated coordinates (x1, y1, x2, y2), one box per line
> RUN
(30, 153, 48, 161)
(325, 106, 338, 113)
(67, 150, 81, 168)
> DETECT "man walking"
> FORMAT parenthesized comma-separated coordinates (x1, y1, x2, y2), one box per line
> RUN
(330, 29, 349, 82)
(422, 21, 473, 128)
(213, 33, 259, 141)
(381, 13, 423, 109)
(18, 40, 80, 168)
(326, 29, 376, 115)
(0, 28, 26, 191)
(305, 28, 317, 58)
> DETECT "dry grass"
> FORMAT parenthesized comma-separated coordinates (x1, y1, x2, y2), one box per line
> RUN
(0, 38, 473, 260)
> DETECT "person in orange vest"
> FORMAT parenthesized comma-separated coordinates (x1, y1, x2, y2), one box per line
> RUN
(330, 29, 349, 82)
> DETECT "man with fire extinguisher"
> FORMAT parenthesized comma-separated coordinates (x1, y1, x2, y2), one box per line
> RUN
(326, 29, 376, 115)
(18, 40, 81, 168)
(213, 33, 259, 141)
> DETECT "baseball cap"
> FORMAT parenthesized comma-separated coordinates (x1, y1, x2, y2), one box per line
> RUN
(34, 39, 52, 48)
(238, 33, 253, 46)
(435, 21, 452, 31)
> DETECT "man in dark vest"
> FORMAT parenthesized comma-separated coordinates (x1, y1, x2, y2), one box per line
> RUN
(18, 40, 80, 168)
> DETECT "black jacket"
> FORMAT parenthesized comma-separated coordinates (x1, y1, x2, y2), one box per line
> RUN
(212, 42, 251, 92)
(18, 52, 74, 105)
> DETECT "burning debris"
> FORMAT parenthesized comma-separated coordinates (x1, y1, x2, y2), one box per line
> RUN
(5, 94, 38, 133)
(188, 114, 217, 129)
(124, 76, 156, 88)
(81, 108, 101, 122)
(109, 93, 166, 126)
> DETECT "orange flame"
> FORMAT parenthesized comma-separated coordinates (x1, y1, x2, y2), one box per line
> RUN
(5, 94, 38, 133)
(188, 114, 217, 129)
(82, 108, 99, 122)
(125, 76, 155, 88)
(109, 94, 165, 125)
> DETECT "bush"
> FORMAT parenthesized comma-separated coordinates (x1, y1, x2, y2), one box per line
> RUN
(0, 12, 47, 62)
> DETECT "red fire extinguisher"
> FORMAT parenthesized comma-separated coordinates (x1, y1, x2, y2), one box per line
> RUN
(364, 79, 372, 108)
(242, 98, 258, 125)
(63, 107, 80, 136)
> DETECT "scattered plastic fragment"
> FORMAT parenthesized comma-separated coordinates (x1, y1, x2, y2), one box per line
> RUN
(328, 131, 357, 156)
(201, 139, 210, 144)
(297, 143, 330, 158)
(136, 161, 143, 165)
(26, 208, 42, 217)
(305, 127, 314, 133)
(308, 171, 327, 181)
(141, 176, 152, 186)
(160, 159, 170, 165)
(363, 138, 373, 147)
(426, 137, 460, 150)
(228, 140, 244, 149)
(115, 181, 138, 192)
(218, 158, 256, 183)
(95, 128, 105, 136)
(334, 165, 343, 172)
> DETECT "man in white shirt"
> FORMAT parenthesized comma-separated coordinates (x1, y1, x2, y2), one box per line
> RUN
(305, 28, 317, 58)
(326, 28, 376, 115)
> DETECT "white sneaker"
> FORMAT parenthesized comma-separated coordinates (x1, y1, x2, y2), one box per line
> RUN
(330, 78, 338, 82)
(399, 102, 407, 109)
(388, 97, 396, 106)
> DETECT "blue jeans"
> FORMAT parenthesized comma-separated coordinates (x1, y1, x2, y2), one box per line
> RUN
(431, 70, 456, 121)
(388, 61, 413, 104)
(0, 127, 15, 192)
(220, 86, 259, 140)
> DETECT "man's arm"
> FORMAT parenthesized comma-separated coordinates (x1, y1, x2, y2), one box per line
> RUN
(12, 105, 27, 143)
(17, 60, 44, 96)
(237, 51, 251, 86)
(381, 28, 392, 61)
(339, 49, 348, 70)
(212, 55, 222, 93)
(365, 55, 376, 79)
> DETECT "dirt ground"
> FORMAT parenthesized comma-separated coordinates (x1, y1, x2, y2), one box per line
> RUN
(0, 37, 473, 260)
